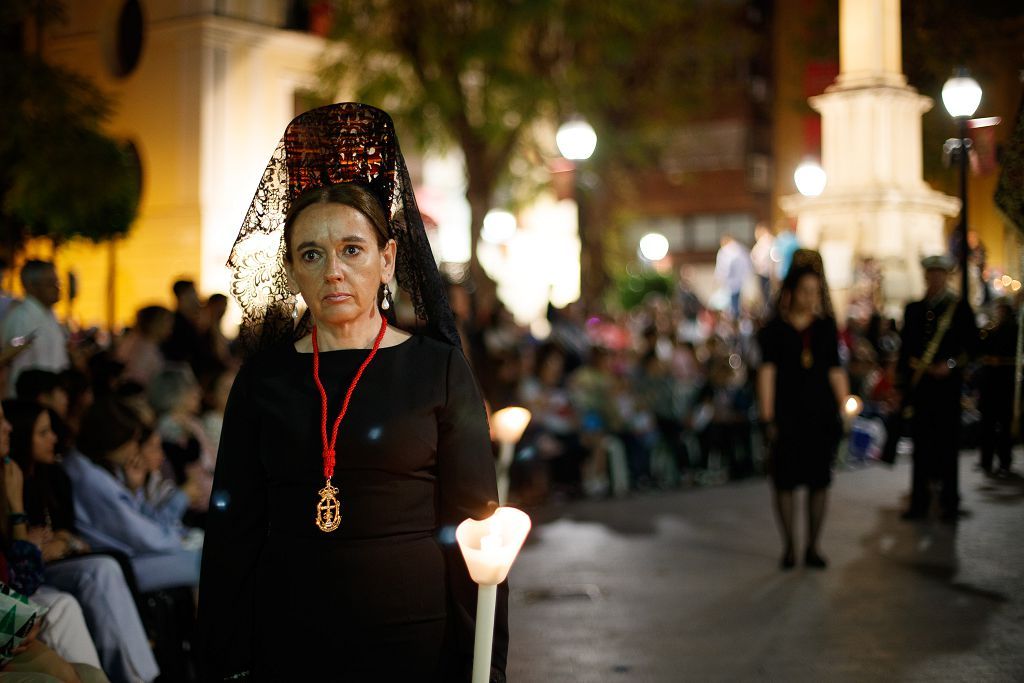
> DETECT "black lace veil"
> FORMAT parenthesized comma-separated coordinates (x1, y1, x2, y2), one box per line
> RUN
(227, 103, 460, 355)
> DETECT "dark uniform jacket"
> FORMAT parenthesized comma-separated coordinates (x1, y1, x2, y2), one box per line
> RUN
(977, 314, 1018, 414)
(897, 290, 978, 404)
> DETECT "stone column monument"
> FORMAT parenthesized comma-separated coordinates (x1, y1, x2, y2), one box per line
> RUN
(780, 0, 960, 318)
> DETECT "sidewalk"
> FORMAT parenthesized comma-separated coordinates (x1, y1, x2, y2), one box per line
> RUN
(507, 457, 1024, 682)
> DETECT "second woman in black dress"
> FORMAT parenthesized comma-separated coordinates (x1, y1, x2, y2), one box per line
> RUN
(756, 251, 848, 570)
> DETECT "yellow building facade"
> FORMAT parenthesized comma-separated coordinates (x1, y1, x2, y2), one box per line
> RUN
(40, 0, 334, 330)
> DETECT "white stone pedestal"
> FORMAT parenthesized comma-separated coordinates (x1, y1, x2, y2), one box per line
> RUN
(781, 0, 961, 319)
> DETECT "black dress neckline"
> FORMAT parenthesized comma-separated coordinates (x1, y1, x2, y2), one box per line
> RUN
(291, 334, 417, 356)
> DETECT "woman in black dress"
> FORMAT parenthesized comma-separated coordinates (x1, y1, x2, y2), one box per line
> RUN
(756, 251, 848, 570)
(196, 104, 506, 681)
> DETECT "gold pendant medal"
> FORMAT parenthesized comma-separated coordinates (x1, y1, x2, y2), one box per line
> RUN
(801, 349, 814, 369)
(315, 479, 341, 533)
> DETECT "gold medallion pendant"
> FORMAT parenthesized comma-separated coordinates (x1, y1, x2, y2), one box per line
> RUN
(315, 479, 342, 533)
(801, 349, 814, 369)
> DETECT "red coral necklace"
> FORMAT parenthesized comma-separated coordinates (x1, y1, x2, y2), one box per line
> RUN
(311, 315, 388, 533)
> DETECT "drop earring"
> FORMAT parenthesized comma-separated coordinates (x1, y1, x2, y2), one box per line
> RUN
(381, 283, 391, 311)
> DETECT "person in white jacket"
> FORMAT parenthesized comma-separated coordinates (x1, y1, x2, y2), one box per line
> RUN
(714, 235, 752, 320)
(0, 261, 69, 397)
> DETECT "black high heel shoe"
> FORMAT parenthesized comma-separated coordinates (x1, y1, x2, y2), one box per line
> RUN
(804, 548, 827, 569)
(780, 547, 796, 570)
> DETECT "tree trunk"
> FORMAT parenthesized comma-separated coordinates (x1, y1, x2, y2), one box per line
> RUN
(463, 149, 498, 300)
(579, 180, 608, 310)
(107, 238, 117, 333)
(466, 182, 488, 278)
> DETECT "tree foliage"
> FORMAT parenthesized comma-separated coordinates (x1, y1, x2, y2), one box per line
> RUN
(318, 0, 745, 281)
(0, 0, 140, 249)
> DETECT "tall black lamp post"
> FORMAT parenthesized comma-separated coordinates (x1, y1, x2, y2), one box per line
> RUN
(941, 68, 982, 301)
(556, 117, 597, 302)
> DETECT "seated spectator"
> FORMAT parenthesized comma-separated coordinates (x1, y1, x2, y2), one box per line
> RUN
(693, 348, 755, 480)
(115, 307, 173, 387)
(1, 622, 109, 683)
(199, 368, 236, 453)
(136, 423, 203, 532)
(63, 399, 200, 593)
(568, 347, 627, 496)
(518, 343, 586, 500)
(0, 400, 156, 683)
(161, 281, 202, 373)
(148, 367, 214, 525)
(635, 352, 689, 481)
(194, 294, 231, 386)
(2, 400, 90, 561)
(14, 370, 69, 419)
(14, 371, 73, 456)
(57, 370, 93, 445)
(84, 353, 124, 401)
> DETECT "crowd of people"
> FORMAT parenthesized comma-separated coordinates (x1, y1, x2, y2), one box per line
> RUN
(456, 234, 1018, 570)
(0, 261, 231, 682)
(0, 224, 1017, 678)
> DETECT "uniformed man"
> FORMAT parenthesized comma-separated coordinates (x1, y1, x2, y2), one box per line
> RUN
(977, 298, 1017, 476)
(897, 254, 978, 522)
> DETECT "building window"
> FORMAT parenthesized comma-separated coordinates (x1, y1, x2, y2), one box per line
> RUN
(103, 0, 144, 78)
(285, 1, 334, 35)
(683, 213, 756, 250)
(626, 213, 756, 256)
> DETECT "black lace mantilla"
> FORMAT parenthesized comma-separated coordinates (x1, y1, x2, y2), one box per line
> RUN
(227, 103, 460, 355)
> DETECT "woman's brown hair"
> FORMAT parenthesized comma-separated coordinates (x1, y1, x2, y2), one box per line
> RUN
(282, 183, 390, 262)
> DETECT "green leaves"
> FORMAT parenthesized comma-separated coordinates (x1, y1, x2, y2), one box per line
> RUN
(5, 126, 140, 243)
(0, 4, 140, 247)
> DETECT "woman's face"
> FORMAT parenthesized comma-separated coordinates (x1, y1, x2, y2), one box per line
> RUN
(286, 203, 396, 328)
(141, 431, 164, 473)
(31, 411, 58, 465)
(108, 438, 140, 468)
(792, 274, 821, 315)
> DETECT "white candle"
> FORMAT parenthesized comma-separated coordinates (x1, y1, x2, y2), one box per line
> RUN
(480, 533, 503, 554)
(456, 508, 532, 683)
(472, 584, 498, 683)
(473, 530, 503, 682)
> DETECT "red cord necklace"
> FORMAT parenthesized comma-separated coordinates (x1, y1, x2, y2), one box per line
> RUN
(311, 315, 388, 533)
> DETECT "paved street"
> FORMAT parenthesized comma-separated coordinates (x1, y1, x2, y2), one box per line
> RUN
(507, 457, 1024, 682)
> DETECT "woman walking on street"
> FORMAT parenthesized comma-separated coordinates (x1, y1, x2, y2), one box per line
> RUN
(756, 250, 848, 569)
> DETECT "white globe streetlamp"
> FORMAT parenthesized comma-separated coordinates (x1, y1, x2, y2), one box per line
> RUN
(638, 232, 670, 262)
(556, 118, 597, 161)
(942, 67, 982, 300)
(941, 72, 982, 119)
(794, 160, 827, 197)
(481, 209, 517, 245)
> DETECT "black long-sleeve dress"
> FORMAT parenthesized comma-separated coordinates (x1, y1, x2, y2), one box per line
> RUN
(196, 334, 508, 682)
(757, 316, 842, 490)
